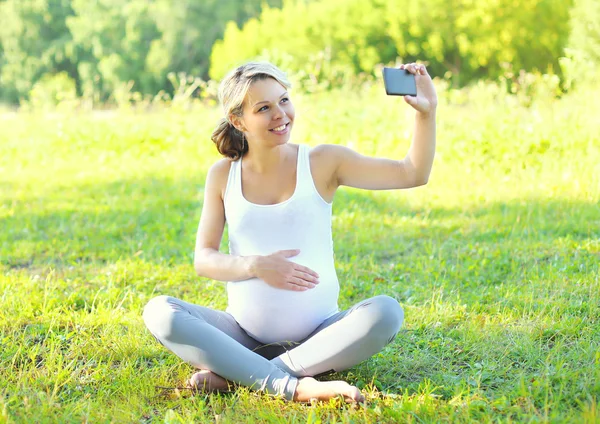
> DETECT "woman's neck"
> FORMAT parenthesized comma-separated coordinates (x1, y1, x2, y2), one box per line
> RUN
(243, 143, 294, 174)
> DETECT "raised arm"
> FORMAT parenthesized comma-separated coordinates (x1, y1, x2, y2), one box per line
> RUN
(330, 63, 437, 191)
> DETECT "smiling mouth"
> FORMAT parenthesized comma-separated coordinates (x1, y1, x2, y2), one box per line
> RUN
(269, 123, 290, 132)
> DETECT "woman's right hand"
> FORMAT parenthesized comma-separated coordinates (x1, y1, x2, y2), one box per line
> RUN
(251, 249, 320, 291)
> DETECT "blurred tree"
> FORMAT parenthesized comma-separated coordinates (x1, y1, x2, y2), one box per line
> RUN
(566, 0, 600, 81)
(210, 0, 573, 87)
(0, 0, 76, 103)
(210, 0, 395, 85)
(0, 0, 282, 104)
(147, 0, 283, 90)
(67, 0, 283, 101)
(67, 0, 161, 100)
(0, 0, 579, 102)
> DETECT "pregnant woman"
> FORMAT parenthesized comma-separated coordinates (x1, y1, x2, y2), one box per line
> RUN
(143, 61, 437, 402)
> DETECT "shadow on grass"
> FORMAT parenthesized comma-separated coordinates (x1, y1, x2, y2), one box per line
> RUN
(2, 175, 598, 272)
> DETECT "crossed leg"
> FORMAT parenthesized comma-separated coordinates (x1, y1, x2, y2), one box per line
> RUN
(271, 295, 404, 377)
(143, 295, 403, 401)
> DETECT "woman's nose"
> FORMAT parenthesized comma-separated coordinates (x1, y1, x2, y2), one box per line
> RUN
(273, 105, 286, 120)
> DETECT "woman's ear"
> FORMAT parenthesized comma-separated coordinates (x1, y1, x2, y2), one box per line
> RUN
(229, 115, 246, 132)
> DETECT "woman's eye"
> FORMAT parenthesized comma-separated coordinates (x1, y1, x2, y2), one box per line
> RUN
(258, 106, 268, 112)
(281, 97, 289, 103)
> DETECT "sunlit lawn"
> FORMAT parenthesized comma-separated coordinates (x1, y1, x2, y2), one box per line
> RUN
(1, 82, 599, 422)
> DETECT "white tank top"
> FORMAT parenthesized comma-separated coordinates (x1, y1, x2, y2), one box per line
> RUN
(223, 144, 340, 344)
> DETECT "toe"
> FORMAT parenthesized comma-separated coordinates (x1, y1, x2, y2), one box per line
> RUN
(347, 387, 364, 403)
(189, 372, 209, 389)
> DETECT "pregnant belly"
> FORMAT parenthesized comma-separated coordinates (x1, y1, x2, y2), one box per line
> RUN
(226, 276, 339, 344)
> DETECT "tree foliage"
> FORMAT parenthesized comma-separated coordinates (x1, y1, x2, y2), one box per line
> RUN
(0, 0, 587, 104)
(565, 0, 600, 84)
(0, 0, 281, 103)
(210, 0, 573, 86)
(0, 0, 76, 103)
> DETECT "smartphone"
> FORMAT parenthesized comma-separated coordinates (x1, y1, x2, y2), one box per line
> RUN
(382, 67, 417, 96)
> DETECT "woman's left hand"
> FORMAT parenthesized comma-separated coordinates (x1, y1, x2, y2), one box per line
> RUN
(400, 63, 438, 115)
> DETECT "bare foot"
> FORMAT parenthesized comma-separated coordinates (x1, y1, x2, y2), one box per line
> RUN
(188, 370, 233, 393)
(293, 377, 365, 403)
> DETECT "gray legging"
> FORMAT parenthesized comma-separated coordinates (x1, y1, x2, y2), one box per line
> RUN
(143, 294, 404, 400)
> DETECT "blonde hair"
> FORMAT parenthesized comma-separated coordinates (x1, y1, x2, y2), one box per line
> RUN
(211, 62, 291, 160)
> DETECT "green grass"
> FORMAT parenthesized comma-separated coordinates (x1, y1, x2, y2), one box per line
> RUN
(1, 80, 599, 423)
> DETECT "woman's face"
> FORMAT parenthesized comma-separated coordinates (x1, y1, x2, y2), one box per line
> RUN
(237, 78, 295, 147)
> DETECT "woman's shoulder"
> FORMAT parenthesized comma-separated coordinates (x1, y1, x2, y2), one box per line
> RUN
(209, 157, 233, 174)
(309, 144, 345, 168)
(206, 158, 233, 198)
(208, 157, 233, 180)
(309, 143, 346, 155)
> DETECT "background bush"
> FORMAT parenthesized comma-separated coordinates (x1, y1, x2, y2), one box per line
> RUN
(0, 0, 584, 105)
